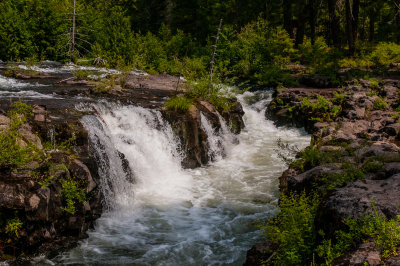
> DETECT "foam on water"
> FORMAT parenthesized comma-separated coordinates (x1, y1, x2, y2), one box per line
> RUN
(54, 91, 310, 265)
(0, 75, 44, 89)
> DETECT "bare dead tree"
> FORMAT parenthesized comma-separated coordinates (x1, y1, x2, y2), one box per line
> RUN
(72, 0, 76, 55)
(56, 0, 94, 61)
(209, 18, 223, 87)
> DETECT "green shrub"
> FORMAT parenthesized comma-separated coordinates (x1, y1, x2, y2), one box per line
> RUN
(0, 133, 40, 169)
(317, 202, 400, 264)
(369, 42, 400, 71)
(298, 37, 329, 69)
(369, 78, 380, 90)
(61, 179, 86, 215)
(362, 159, 384, 173)
(184, 77, 234, 112)
(333, 91, 345, 105)
(5, 217, 23, 239)
(73, 69, 91, 80)
(367, 90, 378, 97)
(164, 96, 192, 113)
(182, 57, 208, 80)
(300, 95, 341, 122)
(0, 101, 42, 169)
(374, 97, 388, 110)
(321, 162, 364, 191)
(259, 192, 320, 265)
(38, 163, 68, 188)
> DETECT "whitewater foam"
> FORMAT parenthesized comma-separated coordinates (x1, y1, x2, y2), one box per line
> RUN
(56, 90, 310, 265)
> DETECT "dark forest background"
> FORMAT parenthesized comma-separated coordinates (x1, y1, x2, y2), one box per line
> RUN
(1, 0, 400, 86)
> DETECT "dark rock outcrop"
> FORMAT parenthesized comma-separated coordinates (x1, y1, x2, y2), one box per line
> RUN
(162, 99, 244, 168)
(248, 79, 400, 265)
(0, 109, 102, 260)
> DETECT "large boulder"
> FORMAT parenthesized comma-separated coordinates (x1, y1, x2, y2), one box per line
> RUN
(316, 174, 400, 238)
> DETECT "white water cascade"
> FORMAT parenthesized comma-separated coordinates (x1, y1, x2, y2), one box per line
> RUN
(56, 91, 310, 265)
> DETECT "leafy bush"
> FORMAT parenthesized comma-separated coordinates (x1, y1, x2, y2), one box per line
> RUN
(73, 70, 92, 80)
(367, 90, 378, 97)
(320, 162, 364, 191)
(164, 96, 192, 113)
(369, 42, 400, 71)
(5, 217, 23, 239)
(61, 179, 86, 215)
(317, 203, 400, 264)
(259, 192, 320, 265)
(374, 97, 388, 110)
(298, 37, 329, 69)
(0, 101, 42, 169)
(300, 95, 341, 122)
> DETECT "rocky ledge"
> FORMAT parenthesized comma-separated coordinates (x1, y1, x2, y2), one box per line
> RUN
(246, 78, 400, 265)
(0, 81, 245, 261)
(163, 99, 244, 168)
(0, 105, 102, 261)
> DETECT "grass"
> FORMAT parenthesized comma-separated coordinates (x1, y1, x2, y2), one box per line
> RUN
(164, 96, 193, 113)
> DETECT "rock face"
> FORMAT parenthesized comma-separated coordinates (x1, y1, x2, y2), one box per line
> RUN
(246, 79, 400, 265)
(0, 109, 102, 259)
(162, 99, 244, 168)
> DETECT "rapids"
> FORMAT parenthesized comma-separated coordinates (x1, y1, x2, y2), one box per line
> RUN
(52, 90, 310, 265)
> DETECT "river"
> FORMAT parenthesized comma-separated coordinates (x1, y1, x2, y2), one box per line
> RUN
(0, 64, 310, 265)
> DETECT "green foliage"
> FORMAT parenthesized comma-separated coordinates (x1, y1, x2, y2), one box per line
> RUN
(333, 91, 345, 105)
(184, 78, 234, 112)
(0, 101, 42, 169)
(300, 95, 342, 122)
(73, 70, 92, 80)
(369, 78, 380, 90)
(217, 19, 296, 87)
(259, 192, 320, 265)
(60, 179, 86, 215)
(164, 96, 192, 113)
(298, 37, 329, 69)
(321, 162, 364, 191)
(373, 97, 388, 110)
(38, 163, 68, 188)
(367, 90, 378, 97)
(362, 159, 384, 173)
(8, 101, 33, 130)
(317, 203, 400, 264)
(369, 43, 400, 71)
(5, 217, 23, 239)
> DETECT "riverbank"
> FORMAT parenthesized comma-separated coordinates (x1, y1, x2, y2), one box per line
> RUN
(246, 78, 400, 265)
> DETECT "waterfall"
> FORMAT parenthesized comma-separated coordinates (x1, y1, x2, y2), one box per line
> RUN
(200, 111, 237, 162)
(57, 91, 310, 265)
(200, 112, 225, 161)
(81, 103, 191, 209)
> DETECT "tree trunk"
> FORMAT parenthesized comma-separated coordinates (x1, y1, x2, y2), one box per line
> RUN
(310, 0, 316, 45)
(369, 15, 375, 43)
(283, 0, 293, 38)
(345, 0, 360, 55)
(295, 2, 308, 47)
(328, 0, 340, 47)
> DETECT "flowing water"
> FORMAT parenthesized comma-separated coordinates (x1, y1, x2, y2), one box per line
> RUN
(50, 91, 310, 265)
(0, 64, 310, 265)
